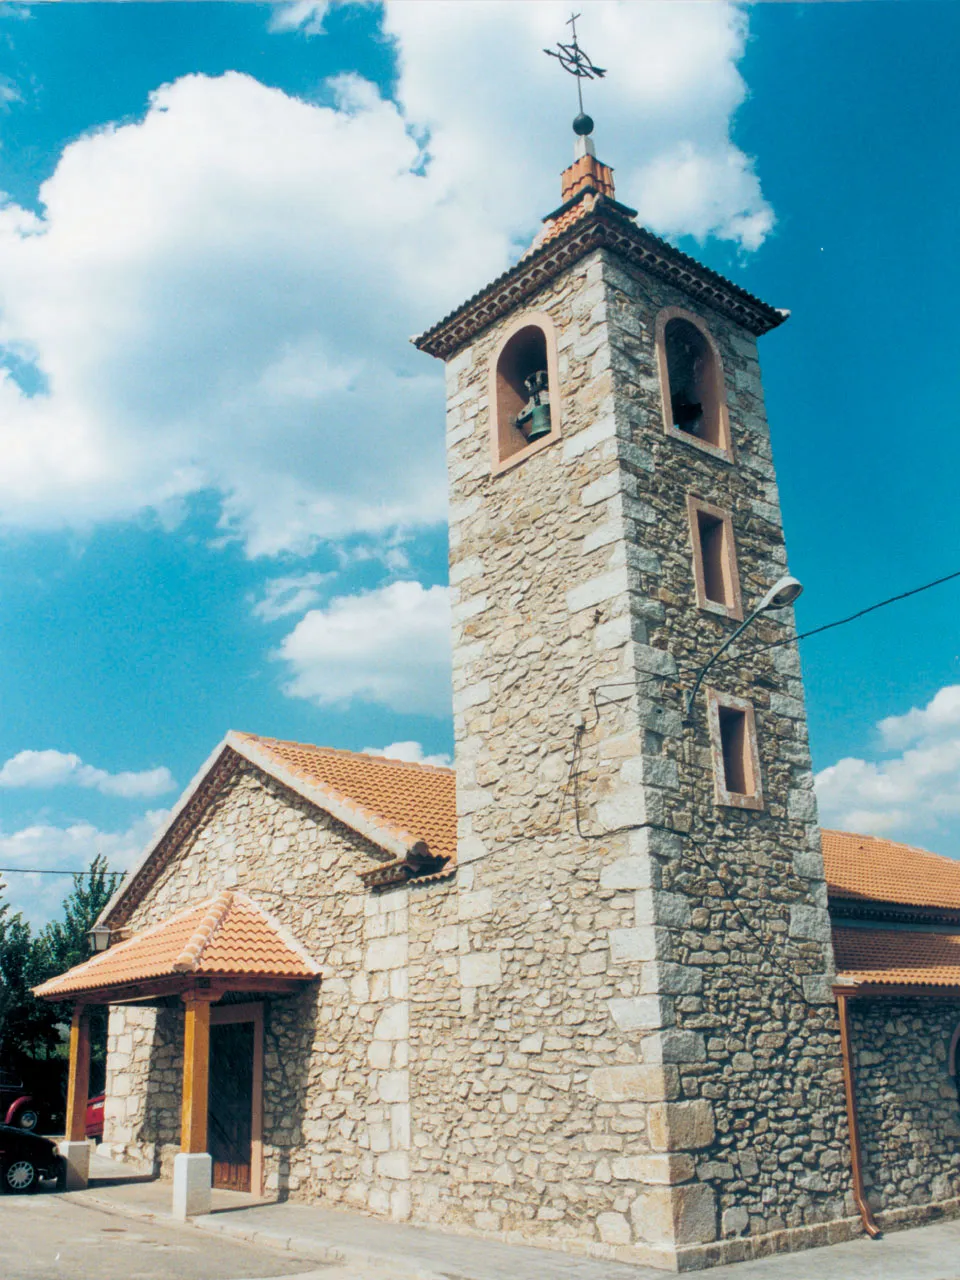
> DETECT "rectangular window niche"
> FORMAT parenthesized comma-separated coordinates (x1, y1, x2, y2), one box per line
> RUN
(707, 689, 763, 810)
(687, 495, 743, 620)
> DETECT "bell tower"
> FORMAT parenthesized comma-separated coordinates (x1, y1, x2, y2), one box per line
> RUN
(414, 113, 849, 1269)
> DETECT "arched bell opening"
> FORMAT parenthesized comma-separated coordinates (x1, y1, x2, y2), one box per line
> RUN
(490, 317, 560, 471)
(657, 309, 730, 456)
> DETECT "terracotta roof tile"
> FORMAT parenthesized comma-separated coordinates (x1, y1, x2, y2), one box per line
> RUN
(833, 925, 960, 989)
(234, 734, 456, 866)
(34, 892, 319, 1000)
(560, 154, 616, 203)
(414, 153, 786, 358)
(822, 829, 960, 911)
(524, 192, 601, 259)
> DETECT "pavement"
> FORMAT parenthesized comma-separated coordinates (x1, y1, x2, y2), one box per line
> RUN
(21, 1149, 960, 1280)
(0, 1183, 323, 1280)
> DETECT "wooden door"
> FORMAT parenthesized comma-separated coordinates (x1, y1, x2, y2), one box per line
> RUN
(209, 1021, 254, 1192)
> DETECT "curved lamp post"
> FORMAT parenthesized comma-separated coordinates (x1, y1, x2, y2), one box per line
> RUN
(684, 575, 803, 721)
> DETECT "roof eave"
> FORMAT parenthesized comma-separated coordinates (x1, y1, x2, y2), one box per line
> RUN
(413, 204, 787, 361)
(229, 733, 419, 862)
(833, 979, 960, 999)
(96, 735, 237, 930)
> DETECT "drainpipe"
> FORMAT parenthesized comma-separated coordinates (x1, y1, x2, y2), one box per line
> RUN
(836, 990, 882, 1239)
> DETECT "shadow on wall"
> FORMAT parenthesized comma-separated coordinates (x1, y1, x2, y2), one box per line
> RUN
(140, 1001, 184, 1179)
(263, 987, 315, 1202)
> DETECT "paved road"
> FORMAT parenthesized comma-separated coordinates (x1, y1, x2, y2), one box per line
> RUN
(0, 1186, 373, 1280)
(5, 1166, 960, 1280)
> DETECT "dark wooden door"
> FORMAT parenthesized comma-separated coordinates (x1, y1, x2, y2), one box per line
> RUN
(209, 1021, 254, 1192)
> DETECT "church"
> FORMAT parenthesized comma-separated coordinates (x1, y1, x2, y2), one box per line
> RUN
(36, 117, 960, 1272)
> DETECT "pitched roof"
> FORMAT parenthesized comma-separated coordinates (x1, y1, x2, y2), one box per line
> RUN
(833, 925, 960, 990)
(233, 734, 456, 866)
(414, 166, 786, 359)
(34, 891, 319, 1000)
(822, 829, 960, 912)
(97, 732, 457, 928)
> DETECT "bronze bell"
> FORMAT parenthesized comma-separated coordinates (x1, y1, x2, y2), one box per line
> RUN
(515, 370, 552, 442)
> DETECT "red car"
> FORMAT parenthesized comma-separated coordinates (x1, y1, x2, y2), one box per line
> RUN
(85, 1093, 105, 1141)
(0, 1071, 41, 1133)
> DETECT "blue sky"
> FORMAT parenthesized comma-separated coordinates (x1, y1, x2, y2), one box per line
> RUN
(0, 0, 958, 923)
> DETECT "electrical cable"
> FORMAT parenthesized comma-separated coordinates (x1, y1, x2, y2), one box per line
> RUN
(0, 866, 115, 875)
(711, 567, 960, 671)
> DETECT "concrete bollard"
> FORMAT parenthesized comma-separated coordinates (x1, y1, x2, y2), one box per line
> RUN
(172, 1151, 212, 1220)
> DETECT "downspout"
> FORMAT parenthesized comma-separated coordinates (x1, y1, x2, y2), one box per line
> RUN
(836, 990, 882, 1239)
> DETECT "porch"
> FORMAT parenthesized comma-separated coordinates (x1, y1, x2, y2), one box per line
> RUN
(33, 890, 320, 1218)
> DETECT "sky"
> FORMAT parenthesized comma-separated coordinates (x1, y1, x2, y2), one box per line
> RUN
(0, 0, 958, 924)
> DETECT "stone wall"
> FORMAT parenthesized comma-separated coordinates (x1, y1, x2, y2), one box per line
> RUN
(852, 998, 960, 1212)
(102, 759, 455, 1218)
(603, 253, 853, 1257)
(102, 1002, 182, 1176)
(96, 231, 960, 1272)
(438, 244, 853, 1268)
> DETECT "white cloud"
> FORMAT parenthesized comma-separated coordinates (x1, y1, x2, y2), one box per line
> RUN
(251, 572, 333, 622)
(382, 0, 772, 250)
(877, 684, 960, 751)
(814, 684, 960, 846)
(0, 3, 771, 555)
(268, 2, 331, 36)
(0, 809, 168, 926)
(0, 749, 175, 798)
(277, 580, 451, 715)
(363, 740, 452, 767)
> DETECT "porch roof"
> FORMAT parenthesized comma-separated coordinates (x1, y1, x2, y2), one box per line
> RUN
(33, 890, 320, 1002)
(833, 924, 960, 994)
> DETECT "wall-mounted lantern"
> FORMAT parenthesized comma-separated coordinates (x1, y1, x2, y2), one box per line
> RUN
(89, 925, 112, 953)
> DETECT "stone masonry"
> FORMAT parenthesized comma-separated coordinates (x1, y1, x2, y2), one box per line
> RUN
(434, 241, 854, 1269)
(95, 161, 960, 1275)
(851, 998, 960, 1214)
(102, 760, 446, 1216)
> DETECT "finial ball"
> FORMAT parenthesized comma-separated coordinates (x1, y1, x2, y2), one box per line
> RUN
(573, 112, 594, 137)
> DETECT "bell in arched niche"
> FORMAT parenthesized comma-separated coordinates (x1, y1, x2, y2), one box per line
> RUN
(514, 369, 552, 442)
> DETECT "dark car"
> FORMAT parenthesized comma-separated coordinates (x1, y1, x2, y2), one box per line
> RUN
(0, 1124, 63, 1194)
(0, 1071, 41, 1132)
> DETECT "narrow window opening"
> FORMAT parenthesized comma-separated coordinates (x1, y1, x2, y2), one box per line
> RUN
(718, 706, 749, 795)
(664, 317, 723, 449)
(494, 324, 555, 465)
(698, 511, 726, 606)
(688, 497, 742, 619)
(708, 690, 762, 809)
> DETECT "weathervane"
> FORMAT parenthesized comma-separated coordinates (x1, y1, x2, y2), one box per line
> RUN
(544, 12, 606, 139)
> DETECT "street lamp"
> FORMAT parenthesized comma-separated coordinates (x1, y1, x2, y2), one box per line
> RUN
(684, 575, 803, 720)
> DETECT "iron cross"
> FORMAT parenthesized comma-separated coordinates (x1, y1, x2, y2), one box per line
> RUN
(544, 12, 606, 117)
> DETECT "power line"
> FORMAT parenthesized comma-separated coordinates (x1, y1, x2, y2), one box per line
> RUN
(715, 567, 960, 670)
(0, 867, 118, 876)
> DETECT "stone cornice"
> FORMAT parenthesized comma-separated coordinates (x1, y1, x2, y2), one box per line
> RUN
(413, 201, 787, 360)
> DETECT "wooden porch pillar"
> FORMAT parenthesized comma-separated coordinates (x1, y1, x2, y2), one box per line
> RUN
(64, 1005, 91, 1143)
(180, 992, 213, 1154)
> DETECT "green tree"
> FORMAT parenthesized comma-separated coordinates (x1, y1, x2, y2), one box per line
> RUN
(0, 858, 120, 1116)
(0, 883, 37, 1065)
(35, 855, 120, 985)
